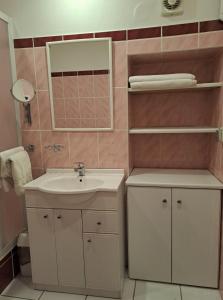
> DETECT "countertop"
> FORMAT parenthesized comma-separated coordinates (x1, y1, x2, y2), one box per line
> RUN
(126, 168, 223, 189)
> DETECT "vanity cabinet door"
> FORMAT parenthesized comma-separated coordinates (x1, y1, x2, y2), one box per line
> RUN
(128, 187, 172, 282)
(84, 233, 121, 291)
(26, 208, 58, 286)
(54, 209, 85, 288)
(172, 188, 221, 288)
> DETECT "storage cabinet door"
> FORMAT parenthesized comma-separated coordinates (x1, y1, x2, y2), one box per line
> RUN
(128, 187, 172, 282)
(26, 208, 58, 286)
(84, 233, 121, 291)
(172, 189, 221, 288)
(54, 209, 85, 288)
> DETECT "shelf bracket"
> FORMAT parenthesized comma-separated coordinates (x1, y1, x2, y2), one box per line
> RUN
(217, 128, 223, 142)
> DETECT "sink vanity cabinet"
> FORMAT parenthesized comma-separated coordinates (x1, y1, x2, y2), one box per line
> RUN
(126, 169, 223, 288)
(25, 170, 125, 298)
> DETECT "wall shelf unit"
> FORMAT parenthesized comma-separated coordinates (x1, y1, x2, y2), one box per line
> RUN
(129, 127, 219, 135)
(128, 82, 223, 94)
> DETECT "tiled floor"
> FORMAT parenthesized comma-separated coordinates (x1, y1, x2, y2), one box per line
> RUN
(0, 275, 222, 300)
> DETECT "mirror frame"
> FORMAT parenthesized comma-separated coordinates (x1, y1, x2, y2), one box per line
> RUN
(46, 38, 113, 132)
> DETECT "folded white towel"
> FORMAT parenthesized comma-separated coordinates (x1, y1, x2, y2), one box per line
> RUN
(129, 73, 196, 83)
(9, 150, 33, 196)
(0, 146, 24, 192)
(130, 79, 197, 90)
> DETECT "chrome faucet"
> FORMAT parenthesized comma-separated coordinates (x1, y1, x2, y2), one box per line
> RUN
(74, 162, 85, 177)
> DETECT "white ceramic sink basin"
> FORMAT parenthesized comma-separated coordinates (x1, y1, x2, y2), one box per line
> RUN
(40, 175, 104, 194)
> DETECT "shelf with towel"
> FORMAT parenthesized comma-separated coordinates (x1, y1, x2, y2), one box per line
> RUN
(128, 82, 223, 94)
(129, 127, 219, 134)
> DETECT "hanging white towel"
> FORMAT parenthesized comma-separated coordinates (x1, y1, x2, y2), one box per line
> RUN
(130, 79, 197, 90)
(129, 73, 196, 83)
(0, 146, 24, 192)
(9, 150, 33, 196)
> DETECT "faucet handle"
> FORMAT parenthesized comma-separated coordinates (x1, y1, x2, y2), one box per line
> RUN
(75, 162, 85, 168)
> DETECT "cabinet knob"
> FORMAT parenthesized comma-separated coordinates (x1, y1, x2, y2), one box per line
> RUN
(177, 200, 182, 204)
(97, 222, 102, 225)
(57, 215, 62, 219)
(43, 215, 48, 219)
(87, 239, 92, 243)
(162, 199, 167, 204)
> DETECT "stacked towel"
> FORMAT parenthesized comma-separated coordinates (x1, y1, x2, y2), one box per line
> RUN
(9, 151, 33, 196)
(129, 73, 197, 90)
(0, 146, 24, 192)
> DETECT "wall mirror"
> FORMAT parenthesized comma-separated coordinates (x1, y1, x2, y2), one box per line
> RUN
(46, 38, 113, 131)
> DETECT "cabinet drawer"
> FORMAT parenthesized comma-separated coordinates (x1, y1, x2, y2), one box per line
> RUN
(83, 211, 119, 234)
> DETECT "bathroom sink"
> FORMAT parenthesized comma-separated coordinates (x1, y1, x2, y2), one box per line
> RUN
(40, 175, 104, 194)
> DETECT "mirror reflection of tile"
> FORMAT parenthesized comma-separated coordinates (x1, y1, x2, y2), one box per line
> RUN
(51, 70, 111, 129)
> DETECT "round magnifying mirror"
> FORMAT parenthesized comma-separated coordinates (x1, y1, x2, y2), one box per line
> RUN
(11, 79, 35, 103)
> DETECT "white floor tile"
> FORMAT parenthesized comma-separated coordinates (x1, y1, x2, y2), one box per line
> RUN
(135, 281, 181, 300)
(181, 286, 222, 300)
(122, 278, 135, 300)
(1, 275, 42, 300)
(87, 278, 135, 300)
(0, 297, 23, 300)
(41, 291, 85, 300)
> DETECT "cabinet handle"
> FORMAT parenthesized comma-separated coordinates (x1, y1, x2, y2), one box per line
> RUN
(87, 239, 92, 243)
(177, 200, 182, 204)
(97, 222, 102, 225)
(162, 199, 167, 204)
(57, 215, 62, 219)
(43, 215, 48, 219)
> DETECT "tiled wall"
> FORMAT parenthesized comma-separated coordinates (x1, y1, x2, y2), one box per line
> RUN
(14, 19, 223, 179)
(0, 248, 19, 293)
(51, 70, 110, 129)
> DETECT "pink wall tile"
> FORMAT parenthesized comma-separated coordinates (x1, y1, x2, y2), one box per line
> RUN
(32, 168, 45, 179)
(114, 88, 128, 130)
(15, 48, 36, 88)
(38, 91, 52, 130)
(54, 99, 65, 119)
(78, 75, 94, 97)
(34, 47, 48, 90)
(96, 118, 111, 128)
(22, 130, 43, 169)
(113, 41, 127, 88)
(66, 118, 81, 128)
(199, 31, 223, 48)
(162, 34, 198, 52)
(52, 77, 63, 98)
(98, 131, 129, 169)
(95, 98, 110, 119)
(79, 98, 96, 118)
(63, 76, 78, 98)
(55, 118, 66, 128)
(69, 133, 98, 168)
(41, 131, 70, 168)
(80, 118, 96, 128)
(65, 98, 80, 118)
(94, 74, 109, 97)
(128, 37, 161, 56)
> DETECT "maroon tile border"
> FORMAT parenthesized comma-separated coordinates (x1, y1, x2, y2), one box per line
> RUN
(51, 72, 63, 77)
(34, 35, 63, 47)
(14, 38, 33, 48)
(200, 20, 223, 32)
(13, 19, 223, 49)
(95, 30, 126, 41)
(63, 71, 78, 76)
(93, 70, 109, 75)
(163, 22, 199, 36)
(128, 27, 161, 40)
(78, 70, 93, 76)
(63, 33, 94, 40)
(51, 70, 109, 77)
